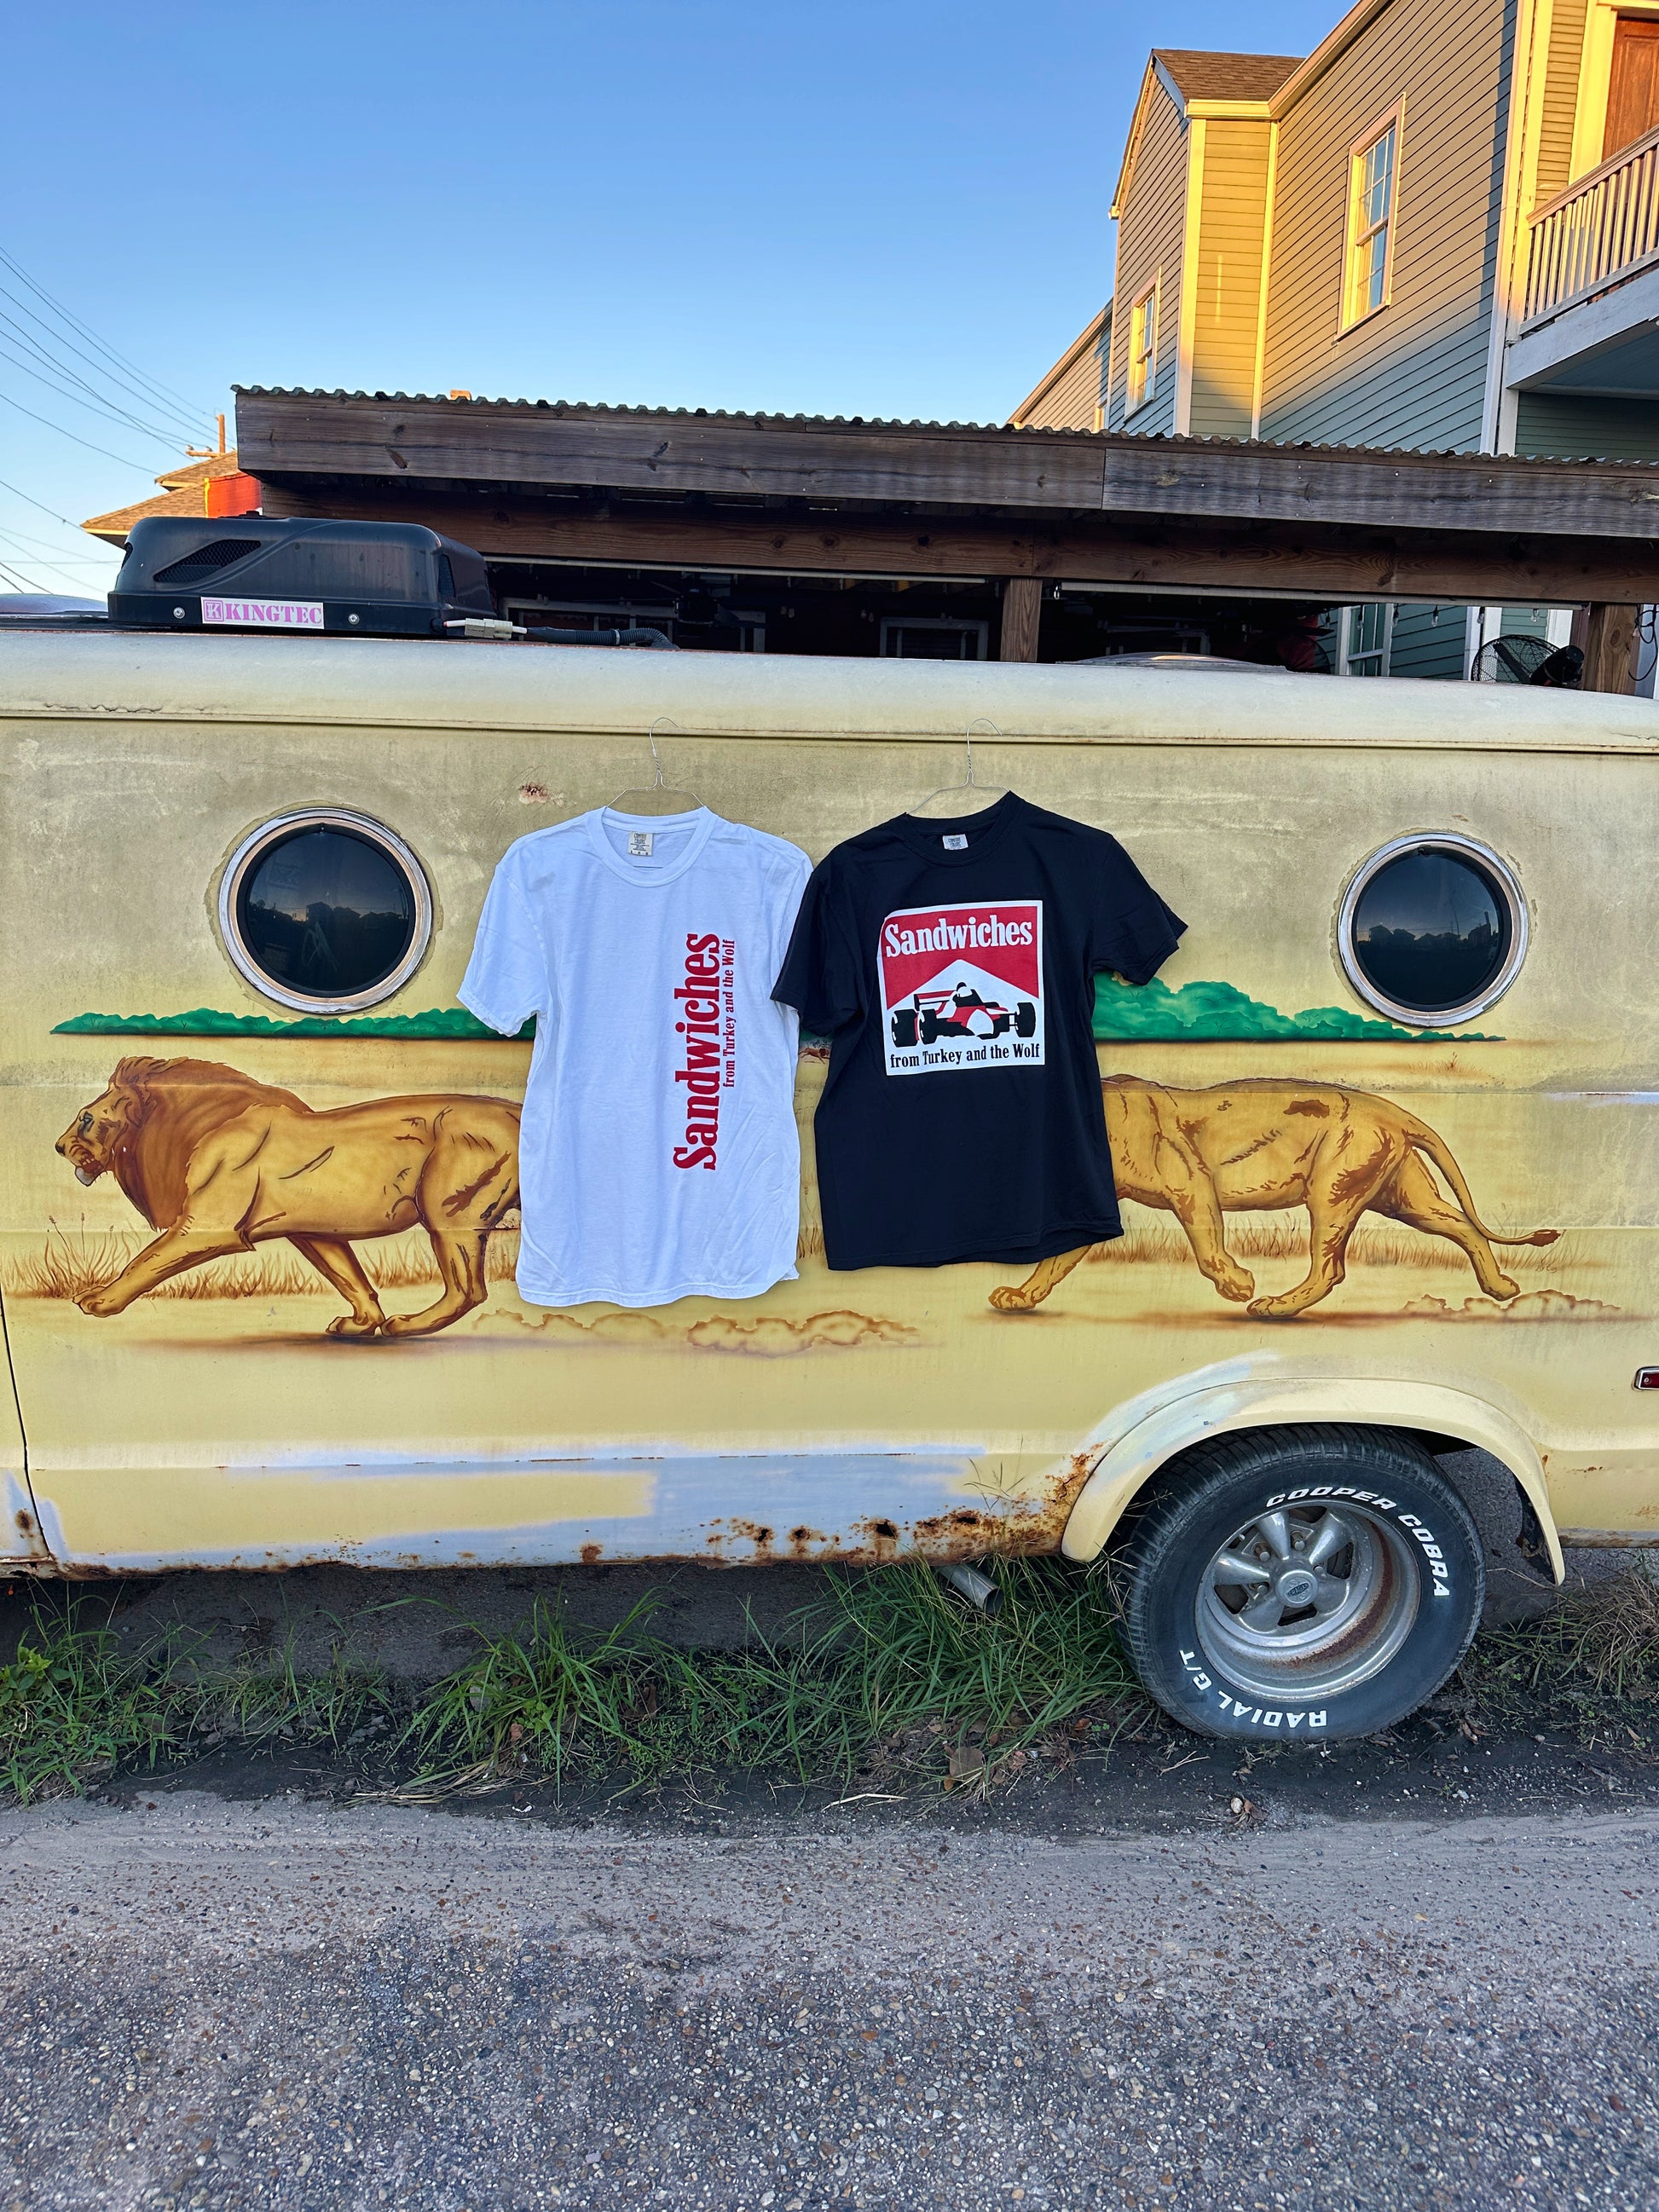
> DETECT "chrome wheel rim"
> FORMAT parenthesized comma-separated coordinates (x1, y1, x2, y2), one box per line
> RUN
(1196, 1503, 1419, 1701)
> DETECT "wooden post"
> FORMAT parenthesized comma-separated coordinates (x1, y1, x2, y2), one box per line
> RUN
(1579, 602, 1641, 693)
(998, 576, 1043, 662)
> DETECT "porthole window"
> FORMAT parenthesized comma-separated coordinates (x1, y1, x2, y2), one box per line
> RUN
(1338, 835, 1526, 1027)
(218, 809, 432, 1014)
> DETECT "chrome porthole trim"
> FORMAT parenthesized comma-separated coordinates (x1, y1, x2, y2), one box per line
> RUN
(217, 806, 433, 1015)
(1336, 831, 1528, 1030)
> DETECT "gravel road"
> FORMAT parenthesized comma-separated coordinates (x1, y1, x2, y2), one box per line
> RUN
(3, 1792, 1657, 2212)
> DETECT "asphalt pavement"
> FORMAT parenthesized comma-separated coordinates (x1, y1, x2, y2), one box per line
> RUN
(3, 1788, 1657, 2212)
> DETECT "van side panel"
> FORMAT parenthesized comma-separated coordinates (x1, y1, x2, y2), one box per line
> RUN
(2, 642, 1655, 1570)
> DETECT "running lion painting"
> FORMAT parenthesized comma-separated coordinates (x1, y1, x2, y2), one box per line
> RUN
(55, 1056, 520, 1338)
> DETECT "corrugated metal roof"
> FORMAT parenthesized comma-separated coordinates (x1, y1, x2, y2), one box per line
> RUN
(232, 389, 1659, 469)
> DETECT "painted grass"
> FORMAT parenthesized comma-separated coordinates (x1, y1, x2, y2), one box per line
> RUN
(9, 1209, 1580, 1305)
(5, 1222, 522, 1302)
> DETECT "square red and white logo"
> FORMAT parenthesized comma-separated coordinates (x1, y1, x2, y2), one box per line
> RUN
(878, 900, 1044, 1076)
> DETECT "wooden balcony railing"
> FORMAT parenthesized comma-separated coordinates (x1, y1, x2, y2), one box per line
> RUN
(1523, 124, 1659, 327)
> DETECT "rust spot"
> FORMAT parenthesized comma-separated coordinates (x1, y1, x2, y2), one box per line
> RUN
(14, 1511, 32, 1533)
(870, 1519, 899, 1541)
(579, 1543, 603, 1565)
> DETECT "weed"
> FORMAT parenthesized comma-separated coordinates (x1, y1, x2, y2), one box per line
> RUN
(402, 1599, 664, 1788)
(1463, 1558, 1659, 1737)
(396, 1557, 1146, 1795)
(0, 1603, 174, 1803)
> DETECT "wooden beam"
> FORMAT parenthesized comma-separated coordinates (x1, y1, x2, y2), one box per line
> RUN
(1581, 603, 1641, 692)
(257, 481, 1659, 606)
(999, 577, 1043, 661)
(237, 387, 1659, 544)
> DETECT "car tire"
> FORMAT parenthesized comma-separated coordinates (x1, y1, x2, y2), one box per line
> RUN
(918, 1013, 940, 1044)
(1113, 1425, 1483, 1743)
(1014, 1001, 1037, 1038)
(891, 1008, 918, 1048)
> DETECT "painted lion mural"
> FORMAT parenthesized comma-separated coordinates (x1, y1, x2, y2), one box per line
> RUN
(56, 1056, 520, 1338)
(991, 1076, 1559, 1320)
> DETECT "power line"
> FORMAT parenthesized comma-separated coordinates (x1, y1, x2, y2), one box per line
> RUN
(0, 387, 159, 472)
(0, 556, 49, 592)
(0, 301, 199, 440)
(0, 518, 113, 559)
(0, 283, 206, 442)
(0, 332, 189, 447)
(0, 471, 90, 529)
(0, 526, 111, 583)
(0, 246, 209, 430)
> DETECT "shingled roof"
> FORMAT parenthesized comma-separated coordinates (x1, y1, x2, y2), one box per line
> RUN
(1153, 49, 1304, 102)
(83, 451, 250, 545)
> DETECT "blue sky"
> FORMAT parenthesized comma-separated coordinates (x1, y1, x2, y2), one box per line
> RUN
(3, 1, 1335, 595)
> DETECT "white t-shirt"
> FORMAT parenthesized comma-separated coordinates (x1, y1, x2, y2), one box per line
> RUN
(459, 806, 811, 1308)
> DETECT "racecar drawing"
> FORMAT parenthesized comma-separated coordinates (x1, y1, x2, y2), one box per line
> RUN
(890, 979, 1039, 1048)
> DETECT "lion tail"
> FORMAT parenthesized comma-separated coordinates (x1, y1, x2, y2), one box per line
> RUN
(1401, 1113, 1560, 1247)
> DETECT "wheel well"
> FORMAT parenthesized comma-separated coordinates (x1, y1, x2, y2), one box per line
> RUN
(1101, 1420, 1556, 1612)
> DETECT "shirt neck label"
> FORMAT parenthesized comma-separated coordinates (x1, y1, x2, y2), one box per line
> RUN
(942, 834, 968, 851)
(627, 829, 655, 858)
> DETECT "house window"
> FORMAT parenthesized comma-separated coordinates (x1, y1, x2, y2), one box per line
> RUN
(1344, 114, 1399, 327)
(1341, 602, 1393, 676)
(1126, 285, 1159, 413)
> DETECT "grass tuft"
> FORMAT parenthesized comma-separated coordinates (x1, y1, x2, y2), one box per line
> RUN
(0, 1603, 175, 1803)
(13, 1554, 1659, 1806)
(396, 1557, 1146, 1795)
(1464, 1557, 1659, 1730)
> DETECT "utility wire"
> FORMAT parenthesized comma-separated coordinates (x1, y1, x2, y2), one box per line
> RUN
(0, 556, 49, 592)
(0, 387, 157, 471)
(0, 518, 114, 559)
(0, 526, 109, 584)
(0, 471, 91, 529)
(0, 246, 209, 430)
(0, 332, 188, 447)
(0, 302, 195, 440)
(0, 284, 206, 442)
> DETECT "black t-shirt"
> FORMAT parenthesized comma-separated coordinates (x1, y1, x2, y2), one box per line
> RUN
(772, 793, 1185, 1270)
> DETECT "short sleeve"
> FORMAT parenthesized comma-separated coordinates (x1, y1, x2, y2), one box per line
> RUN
(766, 843, 814, 985)
(772, 858, 864, 1035)
(457, 854, 546, 1036)
(1087, 835, 1186, 988)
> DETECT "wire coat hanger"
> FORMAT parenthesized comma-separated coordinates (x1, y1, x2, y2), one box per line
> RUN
(910, 718, 1010, 817)
(610, 718, 703, 816)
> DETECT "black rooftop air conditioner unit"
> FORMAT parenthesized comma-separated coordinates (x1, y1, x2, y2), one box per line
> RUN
(107, 517, 497, 637)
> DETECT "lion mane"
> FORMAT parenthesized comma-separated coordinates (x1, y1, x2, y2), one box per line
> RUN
(78, 1056, 308, 1229)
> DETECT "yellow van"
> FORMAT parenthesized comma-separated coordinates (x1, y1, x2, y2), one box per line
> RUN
(3, 630, 1655, 1742)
